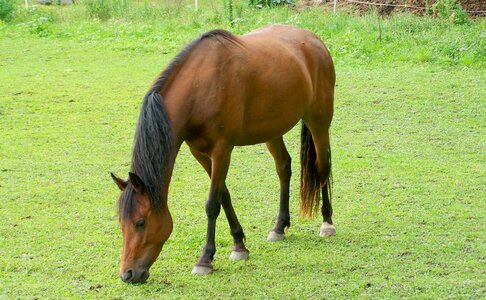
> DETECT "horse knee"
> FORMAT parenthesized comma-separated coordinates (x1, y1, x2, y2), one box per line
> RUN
(205, 199, 221, 219)
(220, 188, 231, 206)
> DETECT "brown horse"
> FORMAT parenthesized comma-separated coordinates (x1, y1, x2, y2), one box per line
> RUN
(111, 25, 335, 283)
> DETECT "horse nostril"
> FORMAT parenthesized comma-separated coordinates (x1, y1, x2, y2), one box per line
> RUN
(140, 270, 150, 282)
(121, 269, 134, 282)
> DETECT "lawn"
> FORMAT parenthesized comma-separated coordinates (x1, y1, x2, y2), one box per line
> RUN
(0, 1, 485, 299)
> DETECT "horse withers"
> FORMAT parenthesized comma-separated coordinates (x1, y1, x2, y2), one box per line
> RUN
(111, 25, 336, 282)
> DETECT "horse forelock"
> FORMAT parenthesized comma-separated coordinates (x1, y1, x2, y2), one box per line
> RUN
(119, 184, 136, 221)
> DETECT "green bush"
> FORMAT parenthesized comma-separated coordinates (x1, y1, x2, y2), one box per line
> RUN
(84, 0, 129, 21)
(85, 0, 112, 20)
(249, 0, 294, 8)
(432, 0, 469, 24)
(0, 0, 15, 21)
(27, 16, 53, 36)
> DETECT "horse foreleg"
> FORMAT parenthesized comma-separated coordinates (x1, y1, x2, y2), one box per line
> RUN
(222, 188, 249, 260)
(189, 147, 249, 264)
(265, 137, 292, 241)
(191, 142, 235, 275)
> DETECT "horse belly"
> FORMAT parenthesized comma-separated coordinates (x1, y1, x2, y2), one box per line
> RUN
(234, 88, 309, 146)
(234, 119, 300, 146)
(235, 65, 311, 145)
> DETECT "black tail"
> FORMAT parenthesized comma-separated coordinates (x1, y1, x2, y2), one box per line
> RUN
(300, 122, 332, 218)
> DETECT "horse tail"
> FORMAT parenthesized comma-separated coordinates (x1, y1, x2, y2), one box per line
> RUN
(299, 122, 332, 218)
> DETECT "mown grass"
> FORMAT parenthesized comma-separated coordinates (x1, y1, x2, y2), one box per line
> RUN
(1, 1, 485, 299)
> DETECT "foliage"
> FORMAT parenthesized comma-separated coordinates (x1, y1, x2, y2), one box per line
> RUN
(223, 0, 235, 26)
(249, 0, 295, 8)
(0, 2, 485, 298)
(432, 0, 469, 24)
(28, 17, 52, 36)
(0, 0, 15, 21)
(84, 0, 130, 20)
(0, 2, 482, 67)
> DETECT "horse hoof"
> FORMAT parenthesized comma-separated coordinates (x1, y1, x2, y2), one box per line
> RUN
(267, 231, 285, 242)
(319, 222, 336, 237)
(191, 265, 213, 275)
(230, 250, 249, 260)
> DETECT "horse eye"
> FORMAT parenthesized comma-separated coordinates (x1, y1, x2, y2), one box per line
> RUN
(135, 220, 146, 228)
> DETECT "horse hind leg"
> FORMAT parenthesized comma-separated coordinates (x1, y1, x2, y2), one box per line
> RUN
(320, 180, 335, 237)
(265, 137, 291, 242)
(315, 134, 335, 237)
(313, 130, 335, 237)
(301, 121, 336, 237)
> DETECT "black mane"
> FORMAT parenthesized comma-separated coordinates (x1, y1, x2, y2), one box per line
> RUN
(119, 29, 240, 219)
(149, 29, 241, 92)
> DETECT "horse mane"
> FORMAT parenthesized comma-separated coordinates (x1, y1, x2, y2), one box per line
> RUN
(120, 29, 240, 219)
(150, 29, 242, 92)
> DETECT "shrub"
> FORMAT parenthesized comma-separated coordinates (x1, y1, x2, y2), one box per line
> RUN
(27, 16, 53, 37)
(85, 0, 113, 20)
(432, 0, 469, 24)
(84, 0, 129, 21)
(249, 0, 294, 8)
(0, 0, 15, 21)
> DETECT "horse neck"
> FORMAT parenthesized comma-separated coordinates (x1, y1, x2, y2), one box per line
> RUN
(160, 85, 195, 149)
(159, 151, 177, 208)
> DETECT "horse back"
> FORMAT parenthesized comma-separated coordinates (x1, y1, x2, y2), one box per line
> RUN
(164, 25, 334, 150)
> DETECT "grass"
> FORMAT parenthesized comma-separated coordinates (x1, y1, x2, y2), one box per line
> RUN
(0, 1, 485, 298)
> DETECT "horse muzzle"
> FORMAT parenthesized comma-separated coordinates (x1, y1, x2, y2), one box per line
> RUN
(119, 268, 150, 283)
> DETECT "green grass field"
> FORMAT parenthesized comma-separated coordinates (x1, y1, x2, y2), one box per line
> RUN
(1, 1, 485, 298)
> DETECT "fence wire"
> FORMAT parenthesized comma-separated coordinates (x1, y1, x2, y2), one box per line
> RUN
(337, 0, 486, 15)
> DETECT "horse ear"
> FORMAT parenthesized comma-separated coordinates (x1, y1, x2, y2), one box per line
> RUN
(111, 173, 128, 191)
(129, 172, 146, 195)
